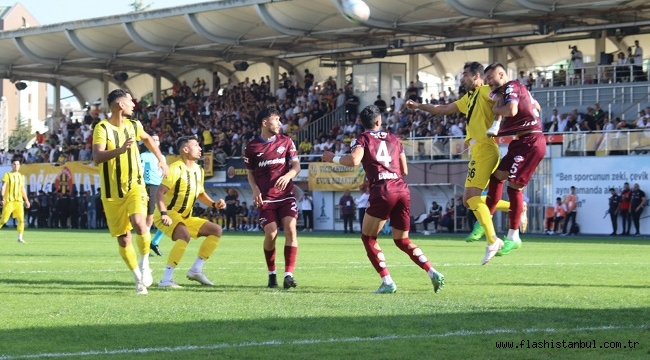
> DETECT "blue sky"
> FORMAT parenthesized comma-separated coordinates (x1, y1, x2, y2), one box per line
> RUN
(20, 0, 203, 25)
(17, 0, 205, 107)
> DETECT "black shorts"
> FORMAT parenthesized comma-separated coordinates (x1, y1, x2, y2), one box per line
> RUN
(145, 184, 160, 215)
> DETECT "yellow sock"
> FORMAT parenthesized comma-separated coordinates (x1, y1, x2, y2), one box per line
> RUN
(17, 218, 24, 234)
(198, 235, 221, 260)
(468, 196, 497, 244)
(167, 240, 188, 268)
(496, 200, 510, 212)
(135, 232, 151, 255)
(118, 244, 138, 271)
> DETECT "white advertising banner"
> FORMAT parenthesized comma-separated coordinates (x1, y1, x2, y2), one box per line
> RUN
(552, 156, 650, 234)
(312, 191, 334, 230)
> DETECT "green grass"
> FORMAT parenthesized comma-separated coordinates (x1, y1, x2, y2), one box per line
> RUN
(1, 229, 648, 359)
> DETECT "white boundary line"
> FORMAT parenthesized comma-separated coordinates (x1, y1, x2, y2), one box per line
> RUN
(0, 324, 646, 359)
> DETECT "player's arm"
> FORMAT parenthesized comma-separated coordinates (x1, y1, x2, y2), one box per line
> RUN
(275, 158, 300, 191)
(92, 135, 133, 164)
(492, 96, 518, 117)
(399, 152, 408, 176)
(156, 184, 172, 226)
(405, 100, 460, 115)
(0, 181, 5, 205)
(638, 194, 647, 212)
(197, 192, 226, 210)
(21, 179, 30, 209)
(322, 145, 364, 166)
(247, 170, 263, 207)
(140, 131, 169, 176)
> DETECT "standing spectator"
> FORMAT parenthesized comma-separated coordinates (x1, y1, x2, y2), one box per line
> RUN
(37, 190, 49, 228)
(92, 89, 169, 295)
(244, 107, 301, 290)
(322, 105, 444, 294)
(630, 183, 646, 236)
(355, 183, 370, 231)
(155, 136, 227, 288)
(561, 186, 578, 236)
(634, 40, 644, 81)
(413, 75, 424, 103)
(619, 182, 632, 235)
(608, 188, 621, 236)
(339, 190, 355, 234)
(224, 188, 238, 231)
(545, 197, 566, 235)
(303, 69, 314, 90)
(393, 91, 404, 115)
(0, 158, 31, 242)
(85, 190, 96, 229)
(27, 192, 39, 228)
(299, 190, 313, 232)
(374, 95, 387, 115)
(570, 46, 584, 80)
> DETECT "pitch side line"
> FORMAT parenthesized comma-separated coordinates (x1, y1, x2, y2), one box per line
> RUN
(0, 324, 646, 359)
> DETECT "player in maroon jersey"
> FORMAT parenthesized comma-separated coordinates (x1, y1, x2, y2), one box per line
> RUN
(322, 105, 444, 294)
(244, 107, 301, 289)
(482, 63, 547, 264)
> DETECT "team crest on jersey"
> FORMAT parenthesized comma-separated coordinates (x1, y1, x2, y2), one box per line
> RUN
(277, 146, 285, 153)
(470, 160, 475, 166)
(350, 139, 357, 147)
(506, 86, 513, 94)
(514, 155, 524, 163)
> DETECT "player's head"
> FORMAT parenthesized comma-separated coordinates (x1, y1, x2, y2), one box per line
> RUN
(484, 63, 508, 90)
(176, 135, 201, 161)
(107, 89, 134, 117)
(556, 197, 562, 202)
(256, 107, 281, 135)
(11, 157, 21, 171)
(359, 105, 381, 130)
(624, 182, 630, 189)
(609, 188, 616, 193)
(462, 62, 484, 90)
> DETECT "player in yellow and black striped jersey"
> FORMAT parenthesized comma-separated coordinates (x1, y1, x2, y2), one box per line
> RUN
(92, 88, 169, 295)
(154, 135, 226, 288)
(0, 158, 31, 243)
(405, 62, 513, 264)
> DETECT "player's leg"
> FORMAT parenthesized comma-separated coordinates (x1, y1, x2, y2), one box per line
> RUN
(278, 199, 299, 289)
(464, 142, 500, 243)
(158, 219, 190, 288)
(259, 206, 280, 288)
(186, 218, 223, 286)
(362, 193, 397, 293)
(14, 204, 26, 242)
(390, 192, 444, 293)
(0, 201, 12, 230)
(105, 199, 145, 294)
(127, 188, 152, 287)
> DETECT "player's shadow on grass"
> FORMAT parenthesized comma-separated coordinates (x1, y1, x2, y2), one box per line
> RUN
(0, 307, 648, 359)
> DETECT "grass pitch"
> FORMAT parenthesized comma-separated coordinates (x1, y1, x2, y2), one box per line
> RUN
(1, 229, 648, 359)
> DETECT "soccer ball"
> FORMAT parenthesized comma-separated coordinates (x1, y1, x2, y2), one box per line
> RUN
(341, 0, 370, 23)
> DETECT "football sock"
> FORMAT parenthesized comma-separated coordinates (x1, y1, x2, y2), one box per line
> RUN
(119, 244, 138, 271)
(427, 268, 440, 279)
(166, 240, 188, 268)
(496, 200, 510, 212)
(264, 248, 276, 272)
(507, 228, 520, 241)
(18, 233, 23, 241)
(467, 196, 497, 244)
(135, 232, 151, 256)
(381, 274, 394, 285)
(362, 234, 389, 277)
(17, 217, 24, 235)
(161, 265, 175, 282)
(190, 258, 205, 274)
(139, 250, 150, 271)
(486, 175, 505, 214)
(151, 229, 164, 246)
(507, 187, 523, 231)
(284, 271, 293, 278)
(284, 245, 298, 274)
(393, 238, 432, 271)
(197, 235, 220, 260)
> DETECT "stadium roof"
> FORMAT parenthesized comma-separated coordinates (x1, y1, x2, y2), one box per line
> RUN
(2, 0, 650, 103)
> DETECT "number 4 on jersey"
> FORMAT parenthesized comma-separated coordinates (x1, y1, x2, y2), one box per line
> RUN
(376, 141, 391, 167)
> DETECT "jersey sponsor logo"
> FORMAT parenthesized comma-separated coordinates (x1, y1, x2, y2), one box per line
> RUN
(244, 157, 249, 164)
(378, 172, 398, 180)
(259, 158, 286, 167)
(350, 138, 357, 147)
(277, 146, 286, 153)
(257, 153, 264, 157)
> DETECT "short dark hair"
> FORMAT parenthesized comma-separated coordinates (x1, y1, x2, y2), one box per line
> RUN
(176, 135, 198, 152)
(556, 197, 562, 201)
(107, 89, 129, 106)
(464, 62, 484, 76)
(256, 107, 280, 126)
(484, 62, 506, 74)
(359, 105, 381, 130)
(609, 188, 616, 191)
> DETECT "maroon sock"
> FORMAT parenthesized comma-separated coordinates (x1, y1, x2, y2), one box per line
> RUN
(486, 174, 505, 214)
(264, 248, 276, 272)
(284, 245, 298, 274)
(507, 187, 523, 230)
(362, 234, 389, 277)
(393, 238, 432, 272)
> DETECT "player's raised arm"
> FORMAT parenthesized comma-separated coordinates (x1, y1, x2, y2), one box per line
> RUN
(405, 99, 460, 115)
